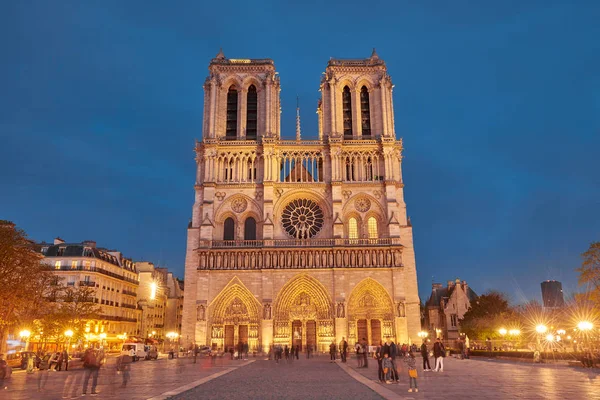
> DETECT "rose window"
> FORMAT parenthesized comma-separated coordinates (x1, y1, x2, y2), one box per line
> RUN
(281, 199, 324, 239)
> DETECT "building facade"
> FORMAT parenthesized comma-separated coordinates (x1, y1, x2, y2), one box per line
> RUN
(540, 280, 564, 309)
(181, 50, 420, 352)
(424, 279, 477, 340)
(165, 272, 184, 336)
(136, 262, 169, 340)
(41, 238, 140, 346)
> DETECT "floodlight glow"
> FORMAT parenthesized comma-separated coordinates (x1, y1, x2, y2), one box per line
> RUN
(150, 282, 157, 300)
(577, 321, 593, 331)
(545, 334, 554, 342)
(64, 330, 74, 338)
(19, 330, 31, 338)
(499, 328, 507, 335)
(536, 325, 548, 334)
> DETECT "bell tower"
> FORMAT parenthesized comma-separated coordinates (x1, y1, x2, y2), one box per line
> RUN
(202, 49, 281, 140)
(318, 49, 395, 140)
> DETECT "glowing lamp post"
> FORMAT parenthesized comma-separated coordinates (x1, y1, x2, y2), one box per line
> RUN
(417, 331, 428, 341)
(20, 330, 31, 351)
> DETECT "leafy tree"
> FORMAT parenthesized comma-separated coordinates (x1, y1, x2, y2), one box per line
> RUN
(459, 291, 515, 340)
(577, 242, 600, 308)
(0, 221, 55, 353)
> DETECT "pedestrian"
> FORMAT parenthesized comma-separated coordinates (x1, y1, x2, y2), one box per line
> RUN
(243, 342, 249, 360)
(284, 345, 289, 361)
(48, 352, 58, 371)
(339, 337, 348, 363)
(388, 340, 399, 382)
(421, 341, 431, 371)
(382, 353, 393, 384)
(229, 346, 234, 360)
(404, 351, 419, 393)
(62, 349, 69, 371)
(0, 354, 12, 390)
(458, 338, 465, 360)
(82, 348, 103, 396)
(56, 351, 64, 371)
(361, 338, 369, 368)
(116, 353, 132, 388)
(306, 344, 311, 359)
(355, 342, 363, 367)
(329, 341, 336, 362)
(295, 345, 299, 360)
(433, 338, 445, 372)
(26, 353, 35, 374)
(37, 353, 51, 392)
(375, 342, 385, 383)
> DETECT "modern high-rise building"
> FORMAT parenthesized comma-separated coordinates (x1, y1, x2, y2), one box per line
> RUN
(181, 50, 420, 352)
(541, 280, 564, 308)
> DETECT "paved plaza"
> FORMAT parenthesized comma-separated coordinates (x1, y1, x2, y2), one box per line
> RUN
(2, 354, 599, 399)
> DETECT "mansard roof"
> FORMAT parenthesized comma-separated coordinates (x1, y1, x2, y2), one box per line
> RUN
(426, 283, 478, 308)
(43, 243, 136, 272)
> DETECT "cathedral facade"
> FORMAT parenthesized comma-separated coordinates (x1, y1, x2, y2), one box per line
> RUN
(181, 50, 420, 352)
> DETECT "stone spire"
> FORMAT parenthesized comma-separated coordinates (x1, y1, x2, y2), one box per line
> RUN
(215, 48, 225, 60)
(296, 96, 301, 141)
(370, 48, 379, 60)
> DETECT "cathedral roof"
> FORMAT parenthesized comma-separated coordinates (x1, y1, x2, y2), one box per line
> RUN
(327, 49, 385, 67)
(425, 282, 478, 308)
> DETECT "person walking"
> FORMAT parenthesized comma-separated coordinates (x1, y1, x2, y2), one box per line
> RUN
(0, 354, 12, 390)
(329, 341, 337, 362)
(116, 353, 132, 388)
(433, 338, 445, 372)
(389, 340, 399, 382)
(62, 349, 69, 371)
(361, 338, 369, 368)
(295, 345, 299, 360)
(375, 342, 385, 383)
(243, 342, 249, 360)
(382, 353, 393, 384)
(404, 351, 419, 393)
(82, 348, 103, 396)
(355, 342, 363, 367)
(421, 341, 431, 371)
(37, 353, 51, 392)
(339, 337, 348, 363)
(56, 351, 64, 371)
(284, 345, 289, 361)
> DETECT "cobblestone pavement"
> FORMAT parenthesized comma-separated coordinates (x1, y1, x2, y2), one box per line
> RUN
(2, 354, 249, 400)
(171, 355, 383, 400)
(342, 354, 600, 399)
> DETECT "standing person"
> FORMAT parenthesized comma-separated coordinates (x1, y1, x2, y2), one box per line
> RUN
(329, 341, 336, 362)
(295, 345, 299, 360)
(82, 348, 102, 396)
(116, 353, 132, 388)
(375, 342, 385, 383)
(62, 349, 69, 371)
(382, 353, 393, 384)
(284, 345, 289, 361)
(56, 351, 64, 371)
(433, 338, 445, 372)
(457, 338, 465, 360)
(355, 342, 363, 367)
(404, 351, 419, 393)
(243, 342, 249, 360)
(339, 337, 348, 363)
(389, 340, 399, 383)
(421, 341, 431, 371)
(361, 338, 368, 368)
(0, 354, 12, 390)
(37, 353, 51, 392)
(306, 344, 311, 359)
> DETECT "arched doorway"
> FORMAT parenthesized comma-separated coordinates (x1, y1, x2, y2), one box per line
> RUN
(209, 279, 261, 352)
(272, 274, 334, 352)
(347, 278, 394, 347)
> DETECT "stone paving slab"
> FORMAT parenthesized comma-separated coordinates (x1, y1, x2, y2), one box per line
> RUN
(171, 355, 383, 400)
(2, 354, 253, 400)
(342, 355, 600, 399)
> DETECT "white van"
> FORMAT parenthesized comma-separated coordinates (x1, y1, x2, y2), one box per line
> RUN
(121, 343, 150, 361)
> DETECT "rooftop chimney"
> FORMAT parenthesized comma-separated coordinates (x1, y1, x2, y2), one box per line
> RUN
(54, 237, 65, 245)
(82, 240, 97, 248)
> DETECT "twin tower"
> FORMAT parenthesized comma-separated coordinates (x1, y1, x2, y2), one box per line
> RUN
(181, 50, 420, 353)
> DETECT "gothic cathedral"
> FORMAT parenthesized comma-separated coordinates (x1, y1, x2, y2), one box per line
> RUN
(181, 49, 420, 352)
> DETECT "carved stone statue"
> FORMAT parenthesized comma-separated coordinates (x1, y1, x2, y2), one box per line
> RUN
(397, 302, 405, 318)
(336, 302, 345, 318)
(197, 305, 205, 321)
(263, 303, 271, 320)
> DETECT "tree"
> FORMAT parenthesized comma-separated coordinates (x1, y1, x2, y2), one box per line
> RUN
(459, 291, 515, 340)
(577, 242, 600, 307)
(0, 221, 55, 353)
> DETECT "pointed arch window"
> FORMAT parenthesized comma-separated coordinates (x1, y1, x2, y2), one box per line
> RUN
(226, 86, 238, 140)
(224, 217, 235, 241)
(365, 157, 373, 181)
(246, 85, 257, 140)
(360, 86, 371, 138)
(348, 217, 358, 239)
(367, 217, 378, 239)
(342, 86, 353, 138)
(244, 217, 257, 241)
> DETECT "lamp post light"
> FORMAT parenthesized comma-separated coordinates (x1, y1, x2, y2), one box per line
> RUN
(20, 330, 31, 352)
(64, 329, 74, 351)
(577, 321, 594, 352)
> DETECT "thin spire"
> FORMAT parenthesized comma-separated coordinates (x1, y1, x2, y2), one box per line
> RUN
(296, 96, 301, 141)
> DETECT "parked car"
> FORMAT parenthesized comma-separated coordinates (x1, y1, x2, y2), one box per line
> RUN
(6, 351, 39, 369)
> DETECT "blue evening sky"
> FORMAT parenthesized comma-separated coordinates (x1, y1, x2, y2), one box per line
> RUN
(1, 1, 599, 304)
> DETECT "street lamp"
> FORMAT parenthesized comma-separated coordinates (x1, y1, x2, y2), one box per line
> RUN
(417, 331, 428, 340)
(577, 321, 593, 332)
(535, 325, 548, 334)
(499, 328, 507, 336)
(20, 330, 31, 351)
(546, 334, 554, 342)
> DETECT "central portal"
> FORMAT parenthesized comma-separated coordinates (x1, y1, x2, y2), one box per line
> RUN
(292, 320, 302, 350)
(224, 325, 234, 351)
(239, 325, 248, 345)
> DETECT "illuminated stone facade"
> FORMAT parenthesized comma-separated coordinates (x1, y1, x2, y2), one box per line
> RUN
(181, 50, 420, 352)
